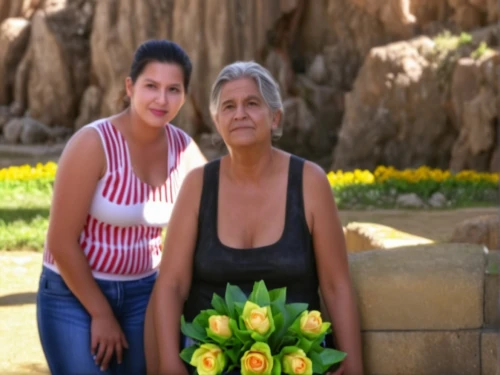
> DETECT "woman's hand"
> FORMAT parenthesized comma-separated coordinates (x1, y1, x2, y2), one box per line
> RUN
(91, 312, 129, 371)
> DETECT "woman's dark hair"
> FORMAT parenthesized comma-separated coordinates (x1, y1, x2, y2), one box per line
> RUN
(129, 39, 192, 92)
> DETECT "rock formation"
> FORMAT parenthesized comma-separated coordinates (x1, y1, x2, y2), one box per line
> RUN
(0, 0, 498, 170)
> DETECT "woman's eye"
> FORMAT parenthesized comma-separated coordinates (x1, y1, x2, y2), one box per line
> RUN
(169, 87, 180, 92)
(146, 84, 155, 88)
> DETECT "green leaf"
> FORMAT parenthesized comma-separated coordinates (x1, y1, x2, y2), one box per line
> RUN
(281, 334, 299, 348)
(311, 356, 323, 375)
(309, 348, 347, 373)
(287, 310, 304, 337)
(230, 317, 252, 343)
(319, 348, 347, 365)
(269, 287, 286, 305)
(224, 346, 241, 365)
(181, 316, 207, 342)
(309, 340, 326, 353)
(179, 345, 197, 364)
(296, 336, 314, 354)
(193, 311, 211, 329)
(248, 280, 270, 306)
(211, 293, 229, 315)
(239, 340, 254, 355)
(269, 288, 287, 321)
(285, 303, 308, 323)
(225, 283, 248, 320)
(267, 312, 285, 351)
(250, 330, 270, 342)
(271, 355, 282, 375)
(234, 302, 245, 317)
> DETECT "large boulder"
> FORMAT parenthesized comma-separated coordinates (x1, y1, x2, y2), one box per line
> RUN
(450, 52, 499, 171)
(332, 36, 455, 170)
(449, 214, 500, 250)
(0, 17, 30, 105)
(0, 0, 40, 24)
(26, 2, 94, 128)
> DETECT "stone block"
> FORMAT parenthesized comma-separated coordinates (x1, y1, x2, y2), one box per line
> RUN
(344, 222, 433, 252)
(485, 274, 499, 327)
(481, 330, 499, 375)
(363, 330, 480, 375)
(349, 244, 485, 330)
(485, 251, 500, 327)
(450, 214, 499, 251)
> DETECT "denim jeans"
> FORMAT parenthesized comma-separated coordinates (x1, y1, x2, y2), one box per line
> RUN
(36, 266, 156, 375)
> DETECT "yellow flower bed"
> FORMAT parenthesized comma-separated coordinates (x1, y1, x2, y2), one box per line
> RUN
(0, 162, 57, 181)
(0, 162, 498, 186)
(328, 165, 499, 186)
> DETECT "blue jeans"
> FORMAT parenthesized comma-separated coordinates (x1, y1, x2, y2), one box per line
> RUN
(36, 266, 156, 375)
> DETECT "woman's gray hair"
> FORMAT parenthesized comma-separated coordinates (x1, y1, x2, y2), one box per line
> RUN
(209, 61, 284, 138)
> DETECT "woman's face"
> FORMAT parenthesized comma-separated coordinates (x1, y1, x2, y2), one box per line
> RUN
(213, 77, 280, 148)
(126, 61, 186, 128)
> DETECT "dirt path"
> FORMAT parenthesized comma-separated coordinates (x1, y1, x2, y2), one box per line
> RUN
(0, 207, 497, 374)
(0, 252, 49, 375)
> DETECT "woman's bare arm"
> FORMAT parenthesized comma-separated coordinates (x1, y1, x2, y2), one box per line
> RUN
(46, 128, 127, 370)
(152, 166, 204, 374)
(303, 161, 364, 375)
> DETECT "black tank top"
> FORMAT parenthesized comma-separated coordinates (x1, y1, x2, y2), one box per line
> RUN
(183, 155, 320, 321)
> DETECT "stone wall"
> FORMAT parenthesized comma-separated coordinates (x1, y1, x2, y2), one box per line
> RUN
(347, 243, 498, 374)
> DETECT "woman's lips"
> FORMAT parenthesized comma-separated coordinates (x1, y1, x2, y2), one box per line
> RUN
(150, 109, 167, 117)
(231, 125, 253, 132)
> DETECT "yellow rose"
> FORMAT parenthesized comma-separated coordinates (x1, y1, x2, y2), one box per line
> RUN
(300, 311, 322, 334)
(282, 348, 313, 375)
(242, 301, 272, 336)
(299, 310, 330, 340)
(190, 343, 226, 375)
(241, 342, 274, 375)
(208, 315, 232, 339)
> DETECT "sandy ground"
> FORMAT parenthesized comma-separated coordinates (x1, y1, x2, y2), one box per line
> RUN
(0, 207, 497, 374)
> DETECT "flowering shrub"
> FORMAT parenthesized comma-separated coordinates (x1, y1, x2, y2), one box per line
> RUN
(327, 166, 499, 186)
(0, 162, 57, 182)
(3, 162, 498, 185)
(0, 162, 498, 209)
(328, 166, 499, 208)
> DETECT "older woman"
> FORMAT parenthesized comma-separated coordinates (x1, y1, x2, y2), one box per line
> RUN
(144, 61, 363, 375)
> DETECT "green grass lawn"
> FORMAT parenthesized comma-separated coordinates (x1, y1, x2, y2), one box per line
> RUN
(0, 182, 51, 251)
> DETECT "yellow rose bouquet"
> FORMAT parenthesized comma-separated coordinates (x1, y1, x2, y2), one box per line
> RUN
(180, 281, 346, 375)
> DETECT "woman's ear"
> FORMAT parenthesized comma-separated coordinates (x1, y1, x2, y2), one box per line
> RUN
(125, 77, 133, 98)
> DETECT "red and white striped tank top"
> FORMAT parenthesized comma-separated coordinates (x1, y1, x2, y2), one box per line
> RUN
(43, 119, 193, 281)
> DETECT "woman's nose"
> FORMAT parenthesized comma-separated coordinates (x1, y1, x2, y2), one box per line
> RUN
(234, 104, 247, 119)
(156, 90, 168, 105)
